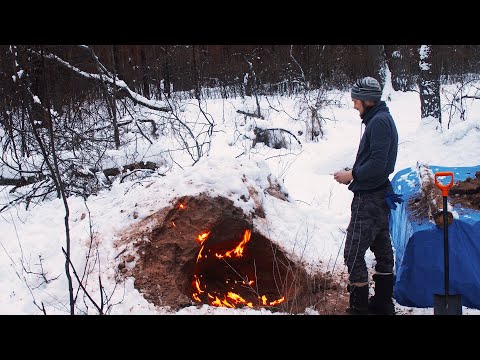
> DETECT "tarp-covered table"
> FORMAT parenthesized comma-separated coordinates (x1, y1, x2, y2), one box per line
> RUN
(390, 165, 480, 309)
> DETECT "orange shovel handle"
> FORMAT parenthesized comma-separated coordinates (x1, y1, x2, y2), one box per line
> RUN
(434, 171, 454, 197)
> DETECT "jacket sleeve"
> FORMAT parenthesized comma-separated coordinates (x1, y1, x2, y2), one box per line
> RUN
(353, 117, 391, 182)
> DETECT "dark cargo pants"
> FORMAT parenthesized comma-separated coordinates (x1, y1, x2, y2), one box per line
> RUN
(344, 186, 394, 284)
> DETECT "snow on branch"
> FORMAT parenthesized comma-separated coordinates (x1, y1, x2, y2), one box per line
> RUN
(28, 47, 172, 113)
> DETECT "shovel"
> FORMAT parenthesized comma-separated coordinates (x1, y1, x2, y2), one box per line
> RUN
(433, 171, 462, 315)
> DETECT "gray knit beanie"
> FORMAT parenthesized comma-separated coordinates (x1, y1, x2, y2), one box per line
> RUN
(351, 77, 382, 101)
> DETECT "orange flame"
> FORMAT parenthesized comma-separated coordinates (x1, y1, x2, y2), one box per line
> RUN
(227, 292, 253, 307)
(208, 292, 254, 308)
(179, 203, 185, 209)
(191, 228, 286, 309)
(210, 295, 235, 308)
(269, 297, 285, 306)
(193, 274, 204, 294)
(192, 271, 285, 309)
(196, 245, 205, 262)
(197, 231, 210, 245)
(215, 229, 251, 259)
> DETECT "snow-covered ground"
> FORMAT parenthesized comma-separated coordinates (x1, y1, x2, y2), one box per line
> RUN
(1, 76, 480, 315)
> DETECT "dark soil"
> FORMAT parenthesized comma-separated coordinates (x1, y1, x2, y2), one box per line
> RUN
(449, 171, 480, 210)
(408, 170, 480, 226)
(115, 193, 349, 314)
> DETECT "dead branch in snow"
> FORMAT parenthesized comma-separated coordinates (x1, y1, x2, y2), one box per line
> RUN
(0, 209, 63, 314)
(162, 96, 206, 165)
(253, 127, 302, 149)
(0, 173, 45, 188)
(236, 110, 265, 119)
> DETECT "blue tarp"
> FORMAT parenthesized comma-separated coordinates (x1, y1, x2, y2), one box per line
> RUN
(390, 165, 480, 309)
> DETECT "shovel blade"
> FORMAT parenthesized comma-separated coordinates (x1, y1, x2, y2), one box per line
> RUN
(433, 294, 462, 315)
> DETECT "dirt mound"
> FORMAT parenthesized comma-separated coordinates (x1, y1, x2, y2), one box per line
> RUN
(450, 171, 480, 210)
(115, 193, 348, 314)
(408, 168, 480, 226)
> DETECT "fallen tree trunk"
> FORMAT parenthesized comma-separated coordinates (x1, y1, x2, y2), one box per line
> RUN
(102, 161, 158, 179)
(0, 174, 45, 187)
(1, 161, 159, 189)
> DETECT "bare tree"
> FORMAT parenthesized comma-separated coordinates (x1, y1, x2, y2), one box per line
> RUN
(243, 49, 262, 118)
(367, 45, 386, 87)
(111, 45, 120, 149)
(39, 47, 75, 313)
(442, 74, 480, 128)
(0, 45, 215, 211)
(418, 45, 442, 126)
(383, 45, 419, 92)
(289, 45, 340, 142)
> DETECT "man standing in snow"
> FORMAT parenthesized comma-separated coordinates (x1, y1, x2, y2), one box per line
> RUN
(333, 76, 401, 315)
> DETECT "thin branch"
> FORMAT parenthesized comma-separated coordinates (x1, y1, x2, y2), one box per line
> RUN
(260, 128, 302, 145)
(135, 122, 153, 145)
(236, 110, 264, 119)
(459, 95, 480, 100)
(62, 247, 102, 314)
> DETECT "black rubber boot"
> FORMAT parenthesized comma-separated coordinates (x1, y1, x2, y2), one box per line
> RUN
(346, 284, 369, 315)
(368, 273, 395, 315)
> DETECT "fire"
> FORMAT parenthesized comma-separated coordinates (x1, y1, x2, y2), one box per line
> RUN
(196, 245, 204, 262)
(260, 295, 285, 306)
(215, 229, 251, 259)
(193, 274, 204, 294)
(197, 231, 210, 245)
(179, 203, 185, 209)
(191, 228, 285, 309)
(209, 292, 254, 308)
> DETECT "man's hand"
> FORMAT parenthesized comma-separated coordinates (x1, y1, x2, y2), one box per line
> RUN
(385, 192, 403, 210)
(333, 169, 353, 185)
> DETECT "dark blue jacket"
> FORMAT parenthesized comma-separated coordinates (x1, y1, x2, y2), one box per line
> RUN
(348, 101, 398, 193)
